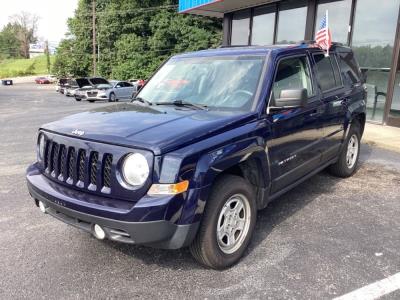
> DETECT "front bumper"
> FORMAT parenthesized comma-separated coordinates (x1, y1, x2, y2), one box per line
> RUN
(26, 166, 199, 249)
(81, 94, 108, 101)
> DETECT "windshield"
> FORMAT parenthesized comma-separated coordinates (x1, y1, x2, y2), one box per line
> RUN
(90, 78, 109, 85)
(138, 55, 265, 110)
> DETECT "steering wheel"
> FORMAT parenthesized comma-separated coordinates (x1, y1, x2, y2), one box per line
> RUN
(220, 90, 254, 107)
(233, 90, 253, 97)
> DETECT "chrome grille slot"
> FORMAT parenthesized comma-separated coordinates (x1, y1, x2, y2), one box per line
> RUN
(77, 149, 86, 183)
(51, 143, 60, 177)
(44, 140, 51, 169)
(103, 154, 113, 189)
(46, 141, 53, 172)
(89, 152, 99, 186)
(67, 147, 76, 183)
(59, 145, 67, 181)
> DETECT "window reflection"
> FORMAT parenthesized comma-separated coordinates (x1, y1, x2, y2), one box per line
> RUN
(352, 0, 400, 122)
(315, 0, 352, 44)
(231, 10, 250, 46)
(390, 70, 400, 119)
(251, 6, 276, 45)
(276, 0, 307, 44)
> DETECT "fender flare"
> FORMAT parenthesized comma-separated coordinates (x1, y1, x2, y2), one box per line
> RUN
(178, 139, 271, 224)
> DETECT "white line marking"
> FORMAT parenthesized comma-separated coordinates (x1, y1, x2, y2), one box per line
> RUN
(334, 272, 400, 300)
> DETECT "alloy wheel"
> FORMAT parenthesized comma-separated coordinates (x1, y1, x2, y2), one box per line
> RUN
(216, 194, 251, 254)
(346, 134, 359, 169)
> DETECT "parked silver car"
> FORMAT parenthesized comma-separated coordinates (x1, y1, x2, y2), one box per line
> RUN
(107, 80, 138, 102)
(76, 79, 137, 102)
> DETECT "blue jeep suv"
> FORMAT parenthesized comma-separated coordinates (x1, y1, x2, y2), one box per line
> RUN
(27, 43, 366, 269)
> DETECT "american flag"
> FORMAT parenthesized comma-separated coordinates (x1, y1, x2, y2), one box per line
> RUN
(315, 11, 332, 52)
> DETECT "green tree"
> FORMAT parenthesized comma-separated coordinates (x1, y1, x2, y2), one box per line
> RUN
(53, 0, 222, 79)
(0, 23, 22, 59)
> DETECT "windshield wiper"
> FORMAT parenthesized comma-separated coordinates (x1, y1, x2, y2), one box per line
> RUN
(132, 97, 152, 106)
(155, 100, 208, 110)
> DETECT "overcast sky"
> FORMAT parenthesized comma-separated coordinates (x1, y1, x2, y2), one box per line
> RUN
(0, 0, 78, 44)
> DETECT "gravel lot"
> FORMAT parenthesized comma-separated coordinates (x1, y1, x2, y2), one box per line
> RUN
(1, 83, 399, 299)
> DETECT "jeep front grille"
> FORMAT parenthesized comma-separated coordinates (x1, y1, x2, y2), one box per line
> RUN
(44, 140, 113, 194)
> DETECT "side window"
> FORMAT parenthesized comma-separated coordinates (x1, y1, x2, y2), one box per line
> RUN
(272, 56, 313, 100)
(338, 51, 361, 85)
(313, 54, 342, 91)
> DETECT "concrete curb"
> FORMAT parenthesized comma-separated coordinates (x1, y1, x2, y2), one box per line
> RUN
(362, 123, 400, 153)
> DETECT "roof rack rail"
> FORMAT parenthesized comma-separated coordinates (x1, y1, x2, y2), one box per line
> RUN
(299, 40, 345, 46)
(218, 44, 252, 48)
(299, 40, 316, 44)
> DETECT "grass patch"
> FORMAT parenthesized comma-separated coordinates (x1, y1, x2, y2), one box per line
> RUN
(0, 55, 55, 78)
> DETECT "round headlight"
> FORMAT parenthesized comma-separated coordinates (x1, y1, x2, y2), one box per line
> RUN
(122, 153, 149, 186)
(38, 134, 46, 161)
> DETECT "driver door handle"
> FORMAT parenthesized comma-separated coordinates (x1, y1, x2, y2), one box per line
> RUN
(309, 108, 323, 117)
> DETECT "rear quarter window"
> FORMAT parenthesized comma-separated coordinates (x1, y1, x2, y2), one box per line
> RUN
(313, 53, 342, 92)
(338, 51, 361, 85)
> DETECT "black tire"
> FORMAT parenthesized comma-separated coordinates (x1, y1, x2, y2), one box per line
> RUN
(328, 123, 361, 178)
(88, 100, 95, 103)
(189, 175, 257, 269)
(109, 93, 116, 102)
(75, 96, 81, 102)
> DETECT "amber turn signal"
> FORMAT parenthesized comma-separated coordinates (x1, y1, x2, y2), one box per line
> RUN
(147, 180, 189, 195)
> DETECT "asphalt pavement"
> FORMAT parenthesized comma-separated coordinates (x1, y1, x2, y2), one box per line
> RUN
(0, 83, 399, 299)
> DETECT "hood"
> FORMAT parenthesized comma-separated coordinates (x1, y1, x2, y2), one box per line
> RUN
(76, 78, 91, 88)
(41, 103, 256, 155)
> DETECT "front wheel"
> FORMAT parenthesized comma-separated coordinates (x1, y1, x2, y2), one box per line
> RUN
(190, 175, 257, 269)
(328, 124, 361, 177)
(109, 93, 116, 102)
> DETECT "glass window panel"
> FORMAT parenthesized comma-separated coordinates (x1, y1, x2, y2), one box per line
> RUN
(314, 54, 339, 91)
(276, 0, 307, 44)
(390, 58, 400, 120)
(231, 9, 250, 46)
(272, 56, 313, 100)
(315, 0, 352, 44)
(352, 0, 400, 122)
(338, 51, 361, 85)
(251, 6, 276, 45)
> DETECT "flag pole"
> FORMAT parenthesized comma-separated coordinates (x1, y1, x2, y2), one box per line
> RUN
(326, 10, 329, 57)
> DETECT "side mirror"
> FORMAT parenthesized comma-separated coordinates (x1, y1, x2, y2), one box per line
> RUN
(270, 88, 307, 111)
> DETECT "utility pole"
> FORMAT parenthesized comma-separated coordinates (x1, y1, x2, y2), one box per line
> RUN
(45, 40, 51, 74)
(97, 32, 100, 66)
(92, 0, 96, 76)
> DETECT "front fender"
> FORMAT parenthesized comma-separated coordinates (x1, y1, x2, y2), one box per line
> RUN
(179, 137, 271, 224)
(193, 139, 269, 189)
(155, 120, 272, 225)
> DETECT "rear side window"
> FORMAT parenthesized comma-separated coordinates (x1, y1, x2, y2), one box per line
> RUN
(338, 51, 361, 84)
(272, 56, 314, 100)
(313, 54, 342, 92)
